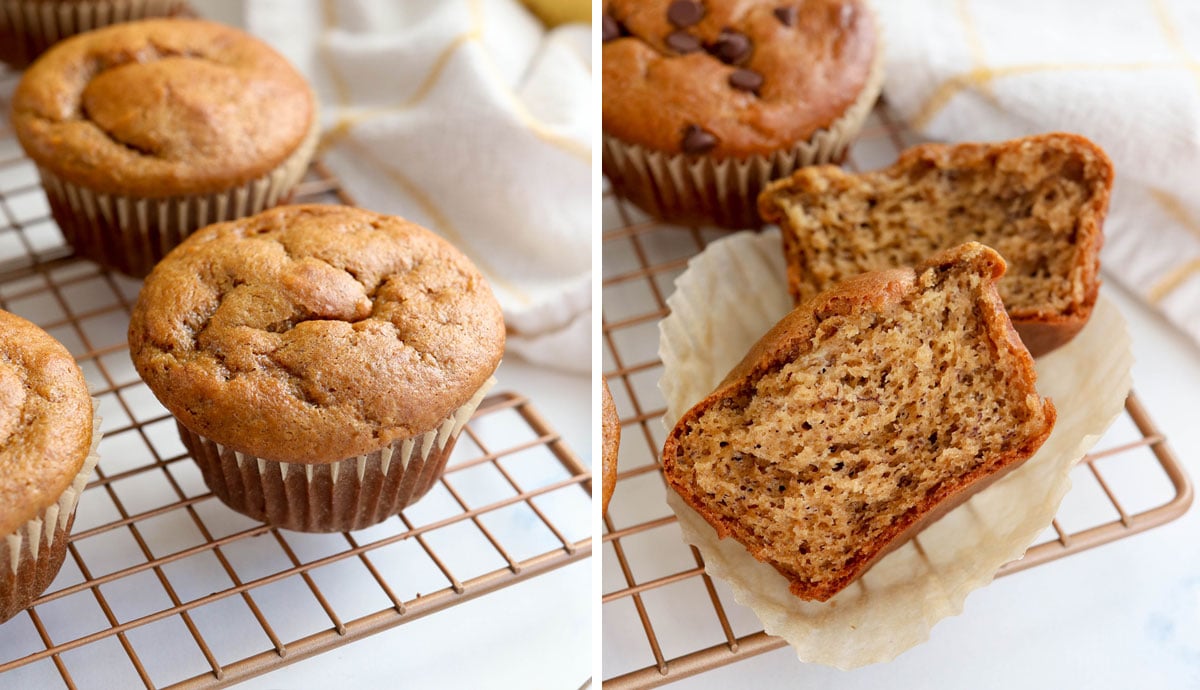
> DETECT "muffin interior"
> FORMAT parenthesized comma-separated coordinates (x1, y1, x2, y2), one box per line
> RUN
(667, 246, 1052, 600)
(771, 139, 1109, 318)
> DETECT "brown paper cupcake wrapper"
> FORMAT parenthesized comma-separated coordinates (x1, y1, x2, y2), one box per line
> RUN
(37, 116, 320, 278)
(658, 230, 1132, 668)
(0, 0, 186, 67)
(0, 406, 102, 623)
(602, 16, 886, 230)
(178, 378, 496, 533)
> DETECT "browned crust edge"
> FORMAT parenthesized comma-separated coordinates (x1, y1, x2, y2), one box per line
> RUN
(758, 132, 1113, 357)
(601, 377, 620, 516)
(660, 242, 1056, 602)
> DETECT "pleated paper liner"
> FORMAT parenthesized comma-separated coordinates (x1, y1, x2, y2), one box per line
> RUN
(658, 229, 1132, 668)
(177, 378, 496, 533)
(36, 116, 320, 278)
(601, 12, 885, 230)
(0, 407, 102, 623)
(0, 0, 187, 68)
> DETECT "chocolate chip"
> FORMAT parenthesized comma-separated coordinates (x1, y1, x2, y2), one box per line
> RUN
(711, 29, 751, 65)
(729, 68, 763, 94)
(774, 6, 798, 26)
(602, 15, 622, 42)
(667, 0, 705, 28)
(666, 30, 702, 54)
(681, 125, 717, 154)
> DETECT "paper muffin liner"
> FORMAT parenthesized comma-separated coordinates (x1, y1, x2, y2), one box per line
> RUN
(0, 0, 186, 67)
(0, 405, 102, 623)
(602, 17, 885, 230)
(36, 116, 320, 278)
(177, 378, 496, 533)
(658, 230, 1132, 669)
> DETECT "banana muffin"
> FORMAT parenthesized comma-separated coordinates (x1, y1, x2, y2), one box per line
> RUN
(0, 0, 187, 68)
(0, 309, 99, 623)
(602, 0, 883, 228)
(663, 243, 1055, 601)
(11, 18, 318, 277)
(759, 133, 1113, 356)
(128, 205, 506, 532)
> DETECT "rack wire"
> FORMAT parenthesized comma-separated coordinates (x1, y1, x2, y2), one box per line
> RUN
(600, 101, 1193, 688)
(0, 66, 591, 688)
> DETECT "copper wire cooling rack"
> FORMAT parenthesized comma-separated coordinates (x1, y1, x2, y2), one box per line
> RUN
(0, 68, 591, 688)
(600, 101, 1193, 688)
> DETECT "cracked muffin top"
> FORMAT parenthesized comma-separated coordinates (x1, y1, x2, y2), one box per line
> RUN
(128, 205, 506, 464)
(10, 18, 314, 198)
(0, 309, 93, 538)
(602, 0, 877, 158)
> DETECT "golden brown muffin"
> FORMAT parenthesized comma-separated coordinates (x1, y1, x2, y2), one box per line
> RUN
(128, 205, 505, 532)
(11, 18, 318, 277)
(0, 0, 187, 68)
(662, 243, 1055, 602)
(0, 309, 96, 623)
(759, 133, 1113, 357)
(602, 0, 883, 228)
(601, 377, 620, 515)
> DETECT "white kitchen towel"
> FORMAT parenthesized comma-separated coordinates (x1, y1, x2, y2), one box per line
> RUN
(245, 0, 592, 372)
(877, 0, 1200, 351)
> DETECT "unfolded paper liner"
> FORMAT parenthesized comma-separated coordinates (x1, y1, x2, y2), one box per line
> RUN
(601, 12, 885, 230)
(0, 0, 186, 68)
(36, 116, 320, 278)
(177, 378, 496, 533)
(0, 405, 103, 623)
(658, 229, 1133, 669)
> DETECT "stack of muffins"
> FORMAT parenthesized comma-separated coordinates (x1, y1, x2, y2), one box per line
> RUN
(2, 15, 507, 620)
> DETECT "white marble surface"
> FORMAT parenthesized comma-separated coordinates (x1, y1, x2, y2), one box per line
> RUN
(659, 280, 1200, 689)
(233, 359, 593, 690)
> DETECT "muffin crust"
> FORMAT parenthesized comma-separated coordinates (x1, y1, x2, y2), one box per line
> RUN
(0, 310, 93, 538)
(128, 205, 506, 464)
(602, 0, 877, 158)
(11, 18, 314, 198)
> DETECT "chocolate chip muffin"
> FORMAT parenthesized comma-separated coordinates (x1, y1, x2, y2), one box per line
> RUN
(0, 0, 187, 68)
(128, 205, 505, 533)
(0, 309, 99, 623)
(602, 0, 883, 228)
(11, 18, 318, 278)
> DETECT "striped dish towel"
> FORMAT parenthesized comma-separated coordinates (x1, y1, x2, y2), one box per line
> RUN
(247, 0, 592, 372)
(877, 0, 1200, 349)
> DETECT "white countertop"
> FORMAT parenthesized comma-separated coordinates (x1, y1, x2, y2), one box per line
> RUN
(665, 280, 1200, 689)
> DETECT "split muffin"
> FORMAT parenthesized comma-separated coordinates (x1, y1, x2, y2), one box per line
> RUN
(127, 205, 506, 533)
(0, 309, 99, 623)
(602, 0, 883, 228)
(10, 18, 318, 278)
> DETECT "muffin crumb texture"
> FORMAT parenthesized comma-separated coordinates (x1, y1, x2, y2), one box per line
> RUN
(663, 243, 1055, 601)
(128, 205, 505, 464)
(761, 133, 1112, 354)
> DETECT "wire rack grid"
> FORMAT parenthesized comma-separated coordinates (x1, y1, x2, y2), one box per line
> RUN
(600, 100, 1194, 688)
(0, 67, 591, 689)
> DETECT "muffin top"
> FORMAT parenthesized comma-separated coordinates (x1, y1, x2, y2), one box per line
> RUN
(0, 310, 93, 538)
(602, 0, 876, 158)
(128, 205, 506, 464)
(11, 18, 314, 198)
